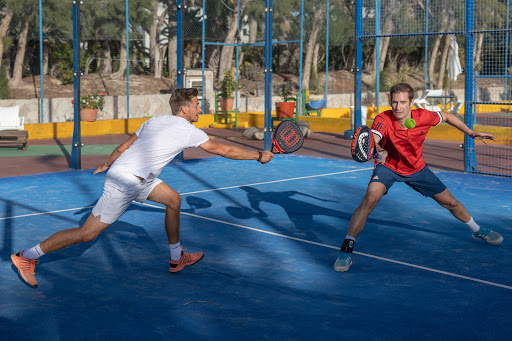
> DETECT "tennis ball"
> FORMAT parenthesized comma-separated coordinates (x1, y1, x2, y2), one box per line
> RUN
(405, 118, 416, 129)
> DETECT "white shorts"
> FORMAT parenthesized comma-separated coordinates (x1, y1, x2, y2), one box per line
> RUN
(92, 168, 162, 224)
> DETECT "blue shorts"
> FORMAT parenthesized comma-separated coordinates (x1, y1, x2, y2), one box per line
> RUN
(369, 164, 446, 197)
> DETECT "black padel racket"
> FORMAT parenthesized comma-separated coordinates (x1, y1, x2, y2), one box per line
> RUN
(351, 125, 380, 162)
(271, 120, 304, 154)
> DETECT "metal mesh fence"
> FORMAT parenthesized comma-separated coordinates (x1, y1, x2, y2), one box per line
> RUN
(358, 0, 511, 177)
(1, 1, 510, 175)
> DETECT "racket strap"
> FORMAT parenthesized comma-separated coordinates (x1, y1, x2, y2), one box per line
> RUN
(340, 238, 355, 253)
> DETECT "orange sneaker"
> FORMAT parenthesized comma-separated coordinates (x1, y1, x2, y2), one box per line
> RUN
(11, 251, 39, 288)
(169, 249, 204, 273)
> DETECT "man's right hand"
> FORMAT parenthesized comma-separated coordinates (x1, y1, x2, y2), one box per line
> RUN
(259, 151, 274, 164)
(375, 150, 387, 164)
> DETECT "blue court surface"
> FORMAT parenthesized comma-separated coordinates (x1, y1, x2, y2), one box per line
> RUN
(1, 155, 511, 340)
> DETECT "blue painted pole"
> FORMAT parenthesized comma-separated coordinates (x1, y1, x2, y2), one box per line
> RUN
(177, 0, 184, 89)
(324, 0, 329, 105)
(263, 0, 273, 151)
(354, 0, 363, 131)
(38, 0, 44, 123)
(465, 0, 476, 173)
(235, 0, 241, 111)
(376, 0, 380, 116)
(424, 0, 429, 92)
(201, 0, 206, 110)
(298, 0, 304, 117)
(126, 0, 130, 118)
(70, 0, 82, 170)
(504, 0, 510, 100)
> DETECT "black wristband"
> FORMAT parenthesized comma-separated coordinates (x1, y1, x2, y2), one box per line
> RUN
(257, 151, 263, 162)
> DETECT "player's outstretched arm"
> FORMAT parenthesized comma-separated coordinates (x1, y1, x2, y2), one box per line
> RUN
(94, 134, 138, 174)
(199, 139, 274, 164)
(441, 111, 496, 142)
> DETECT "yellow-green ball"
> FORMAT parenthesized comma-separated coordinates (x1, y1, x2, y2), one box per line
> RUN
(405, 118, 416, 129)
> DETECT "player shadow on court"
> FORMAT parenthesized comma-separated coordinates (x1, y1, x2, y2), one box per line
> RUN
(226, 186, 452, 239)
(41, 203, 166, 265)
(227, 186, 350, 233)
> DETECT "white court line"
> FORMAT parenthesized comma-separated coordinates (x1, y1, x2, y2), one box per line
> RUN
(0, 168, 371, 220)
(0, 206, 94, 221)
(180, 168, 373, 195)
(145, 202, 512, 291)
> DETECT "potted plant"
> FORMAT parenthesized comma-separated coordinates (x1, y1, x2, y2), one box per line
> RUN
(219, 70, 238, 110)
(274, 81, 296, 118)
(72, 89, 105, 122)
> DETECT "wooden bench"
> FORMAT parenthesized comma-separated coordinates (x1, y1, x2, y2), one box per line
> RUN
(0, 105, 28, 150)
(0, 130, 28, 150)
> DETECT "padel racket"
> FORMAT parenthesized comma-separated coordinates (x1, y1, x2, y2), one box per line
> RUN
(351, 125, 380, 162)
(271, 120, 304, 154)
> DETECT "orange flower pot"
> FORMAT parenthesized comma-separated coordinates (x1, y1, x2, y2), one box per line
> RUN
(275, 101, 296, 118)
(80, 108, 98, 122)
(219, 98, 234, 111)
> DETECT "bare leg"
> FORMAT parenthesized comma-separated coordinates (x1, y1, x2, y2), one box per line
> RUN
(431, 188, 471, 223)
(146, 182, 182, 244)
(347, 182, 387, 238)
(40, 213, 111, 254)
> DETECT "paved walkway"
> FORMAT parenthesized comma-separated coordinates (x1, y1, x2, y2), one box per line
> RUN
(0, 128, 465, 178)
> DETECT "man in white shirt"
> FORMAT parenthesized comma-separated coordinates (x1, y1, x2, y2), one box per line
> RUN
(11, 88, 274, 288)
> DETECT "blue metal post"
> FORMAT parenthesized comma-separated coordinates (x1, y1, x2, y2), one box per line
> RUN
(177, 0, 184, 88)
(504, 0, 510, 100)
(235, 0, 241, 111)
(375, 0, 380, 115)
(465, 0, 476, 172)
(126, 0, 130, 118)
(263, 0, 273, 151)
(325, 0, 329, 104)
(424, 0, 429, 92)
(298, 0, 304, 117)
(38, 0, 44, 123)
(201, 0, 206, 110)
(354, 0, 363, 130)
(70, 0, 82, 170)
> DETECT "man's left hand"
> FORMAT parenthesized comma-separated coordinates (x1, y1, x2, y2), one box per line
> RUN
(470, 131, 496, 143)
(93, 165, 109, 174)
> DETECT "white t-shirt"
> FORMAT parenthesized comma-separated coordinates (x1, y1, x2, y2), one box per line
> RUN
(110, 115, 209, 179)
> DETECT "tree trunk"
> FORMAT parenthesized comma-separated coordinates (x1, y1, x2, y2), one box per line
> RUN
(42, 42, 49, 75)
(112, 29, 127, 79)
(249, 19, 257, 43)
(302, 3, 326, 90)
(217, 8, 239, 82)
(436, 34, 451, 89)
(312, 43, 320, 76)
(167, 5, 177, 79)
(10, 10, 31, 87)
(150, 0, 161, 78)
(0, 8, 14, 69)
(102, 42, 112, 74)
(277, 19, 292, 73)
(474, 33, 484, 71)
(436, 12, 455, 89)
(428, 35, 442, 87)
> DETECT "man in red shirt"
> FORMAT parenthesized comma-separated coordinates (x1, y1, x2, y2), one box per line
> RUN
(334, 83, 503, 272)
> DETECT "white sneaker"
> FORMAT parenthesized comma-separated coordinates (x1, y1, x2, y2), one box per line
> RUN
(472, 227, 503, 245)
(333, 252, 352, 272)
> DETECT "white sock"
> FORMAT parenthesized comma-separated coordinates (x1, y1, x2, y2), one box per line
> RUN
(170, 242, 181, 261)
(465, 217, 480, 233)
(345, 235, 356, 242)
(23, 244, 45, 259)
